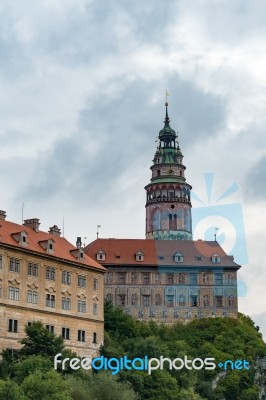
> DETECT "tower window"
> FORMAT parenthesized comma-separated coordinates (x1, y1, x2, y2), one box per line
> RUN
(157, 170, 161, 176)
(169, 214, 177, 230)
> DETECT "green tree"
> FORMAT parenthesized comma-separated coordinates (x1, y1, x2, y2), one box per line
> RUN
(0, 379, 26, 400)
(21, 370, 72, 400)
(68, 372, 138, 400)
(12, 355, 52, 384)
(18, 322, 64, 359)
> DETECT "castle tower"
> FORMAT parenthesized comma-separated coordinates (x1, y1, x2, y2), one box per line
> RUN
(145, 102, 192, 240)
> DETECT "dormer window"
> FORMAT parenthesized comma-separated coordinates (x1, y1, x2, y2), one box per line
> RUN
(38, 239, 55, 254)
(212, 254, 221, 263)
(11, 230, 28, 247)
(22, 233, 27, 243)
(70, 248, 84, 261)
(174, 252, 184, 262)
(97, 250, 105, 261)
(195, 256, 202, 261)
(136, 251, 144, 262)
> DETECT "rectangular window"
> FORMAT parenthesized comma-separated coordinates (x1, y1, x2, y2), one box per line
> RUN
(118, 294, 126, 306)
(167, 274, 174, 285)
(10, 258, 20, 272)
(46, 267, 55, 280)
(215, 273, 223, 285)
(93, 278, 98, 290)
(93, 303, 98, 315)
(9, 286, 19, 301)
(28, 263, 38, 277)
(62, 327, 70, 340)
(190, 273, 198, 285)
(62, 271, 71, 284)
(118, 273, 126, 284)
(78, 330, 85, 342)
(62, 297, 71, 310)
(166, 295, 174, 307)
(78, 275, 86, 288)
(93, 332, 97, 344)
(0, 284, 2, 298)
(46, 294, 55, 308)
(46, 325, 54, 333)
(155, 273, 161, 284)
(190, 295, 198, 307)
(8, 319, 18, 333)
(143, 273, 150, 284)
(27, 290, 38, 304)
(78, 300, 86, 313)
(0, 255, 2, 269)
(215, 296, 223, 307)
(143, 295, 150, 306)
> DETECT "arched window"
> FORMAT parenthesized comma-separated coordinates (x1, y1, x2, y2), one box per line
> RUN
(157, 170, 161, 176)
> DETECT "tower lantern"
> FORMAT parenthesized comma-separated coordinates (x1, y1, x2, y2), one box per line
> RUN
(145, 102, 192, 240)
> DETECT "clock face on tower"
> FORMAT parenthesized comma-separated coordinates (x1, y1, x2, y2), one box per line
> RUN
(168, 169, 173, 174)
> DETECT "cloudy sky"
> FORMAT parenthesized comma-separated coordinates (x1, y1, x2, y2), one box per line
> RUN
(0, 0, 265, 338)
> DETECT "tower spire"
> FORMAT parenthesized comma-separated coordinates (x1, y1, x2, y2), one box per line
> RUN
(164, 90, 170, 125)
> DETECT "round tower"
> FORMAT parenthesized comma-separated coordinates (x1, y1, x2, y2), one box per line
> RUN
(145, 102, 192, 240)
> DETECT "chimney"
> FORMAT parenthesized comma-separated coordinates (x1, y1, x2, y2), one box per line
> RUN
(76, 237, 82, 249)
(23, 218, 40, 232)
(0, 210, 7, 221)
(49, 225, 61, 237)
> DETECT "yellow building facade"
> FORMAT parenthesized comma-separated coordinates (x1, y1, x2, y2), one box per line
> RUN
(0, 211, 105, 358)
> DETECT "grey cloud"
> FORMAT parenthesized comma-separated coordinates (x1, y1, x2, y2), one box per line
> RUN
(19, 75, 226, 212)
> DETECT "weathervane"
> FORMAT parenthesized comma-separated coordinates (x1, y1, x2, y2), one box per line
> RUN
(214, 227, 218, 241)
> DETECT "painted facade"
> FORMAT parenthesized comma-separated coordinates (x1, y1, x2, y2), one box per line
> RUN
(85, 239, 239, 323)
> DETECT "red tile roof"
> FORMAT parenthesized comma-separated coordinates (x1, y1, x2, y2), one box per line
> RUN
(0, 219, 106, 272)
(85, 238, 240, 269)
